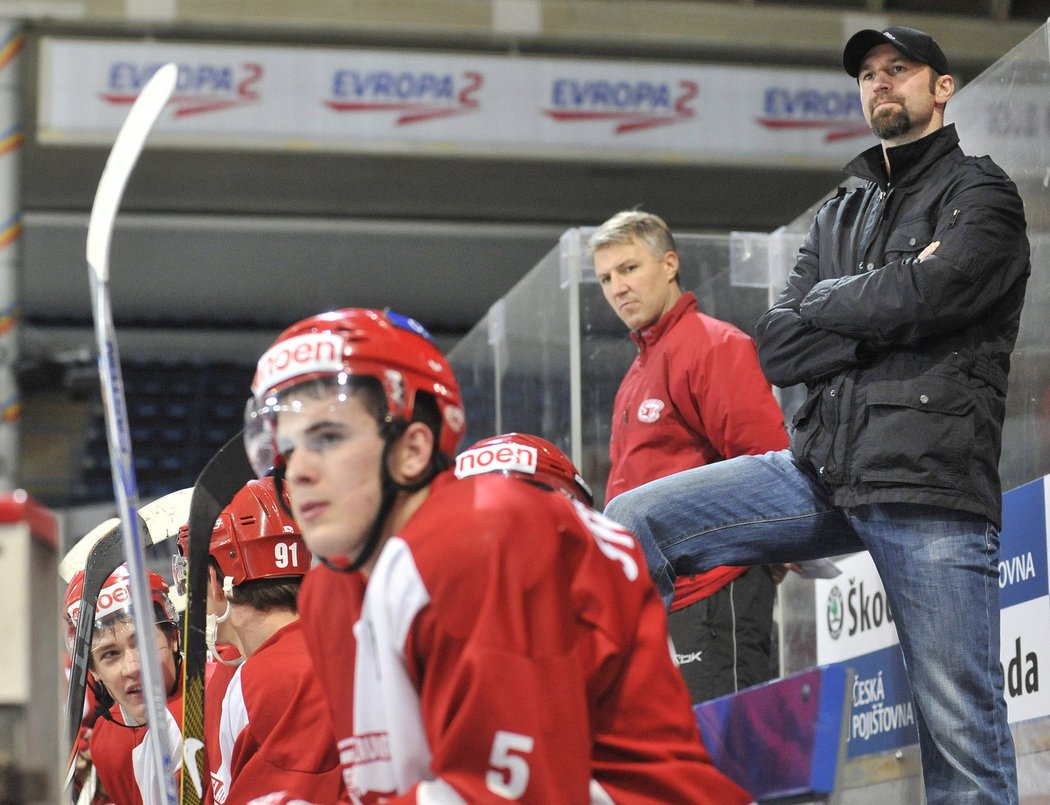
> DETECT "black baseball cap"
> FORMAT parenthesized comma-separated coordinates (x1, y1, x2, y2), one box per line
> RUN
(842, 26, 950, 78)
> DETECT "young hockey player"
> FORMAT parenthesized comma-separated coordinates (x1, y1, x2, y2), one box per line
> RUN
(242, 307, 752, 804)
(172, 476, 342, 804)
(64, 565, 183, 805)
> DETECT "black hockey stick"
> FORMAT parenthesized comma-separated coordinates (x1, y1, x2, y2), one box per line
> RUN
(63, 521, 124, 796)
(179, 429, 254, 804)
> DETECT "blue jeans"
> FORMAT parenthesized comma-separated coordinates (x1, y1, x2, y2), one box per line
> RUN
(604, 449, 1017, 805)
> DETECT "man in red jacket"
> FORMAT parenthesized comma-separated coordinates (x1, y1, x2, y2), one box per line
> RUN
(592, 209, 789, 702)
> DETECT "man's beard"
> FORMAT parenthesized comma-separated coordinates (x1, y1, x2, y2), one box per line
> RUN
(870, 106, 912, 140)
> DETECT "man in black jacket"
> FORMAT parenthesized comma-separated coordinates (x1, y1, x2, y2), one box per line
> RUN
(605, 26, 1028, 805)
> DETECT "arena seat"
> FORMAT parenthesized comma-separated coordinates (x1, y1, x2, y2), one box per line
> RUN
(75, 359, 255, 503)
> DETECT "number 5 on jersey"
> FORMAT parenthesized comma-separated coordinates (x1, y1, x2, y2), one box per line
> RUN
(486, 731, 535, 799)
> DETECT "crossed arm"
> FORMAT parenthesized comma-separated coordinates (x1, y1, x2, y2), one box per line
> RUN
(756, 180, 1026, 388)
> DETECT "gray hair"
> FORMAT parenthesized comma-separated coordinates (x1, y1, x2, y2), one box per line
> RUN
(587, 210, 677, 257)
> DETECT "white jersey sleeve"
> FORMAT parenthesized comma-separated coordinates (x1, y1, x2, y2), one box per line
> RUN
(210, 663, 250, 804)
(130, 707, 182, 805)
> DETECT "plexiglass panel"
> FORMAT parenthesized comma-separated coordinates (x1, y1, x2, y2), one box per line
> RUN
(453, 241, 575, 459)
(451, 228, 776, 509)
(944, 25, 1050, 493)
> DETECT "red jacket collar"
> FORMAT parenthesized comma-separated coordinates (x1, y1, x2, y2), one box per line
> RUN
(630, 291, 697, 350)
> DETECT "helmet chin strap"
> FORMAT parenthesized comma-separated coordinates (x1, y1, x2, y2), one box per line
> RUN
(274, 417, 450, 575)
(207, 577, 244, 667)
(90, 643, 184, 729)
(325, 467, 400, 574)
(320, 422, 407, 574)
(87, 674, 116, 723)
(320, 419, 447, 574)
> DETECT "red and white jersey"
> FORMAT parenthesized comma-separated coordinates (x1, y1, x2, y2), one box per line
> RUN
(88, 713, 139, 805)
(210, 620, 342, 804)
(293, 471, 752, 804)
(201, 644, 242, 805)
(90, 691, 182, 805)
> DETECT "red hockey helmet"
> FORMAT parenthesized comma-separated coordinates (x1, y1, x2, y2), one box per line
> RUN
(64, 564, 178, 653)
(454, 432, 594, 505)
(245, 308, 466, 476)
(174, 477, 310, 590)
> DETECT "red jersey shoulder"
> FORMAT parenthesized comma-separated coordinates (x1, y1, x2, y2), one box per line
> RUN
(238, 620, 315, 700)
(299, 563, 366, 621)
(407, 473, 648, 603)
(90, 698, 182, 805)
(231, 620, 340, 776)
(406, 472, 572, 559)
(396, 473, 594, 609)
(90, 716, 143, 805)
(90, 709, 142, 755)
(406, 470, 557, 539)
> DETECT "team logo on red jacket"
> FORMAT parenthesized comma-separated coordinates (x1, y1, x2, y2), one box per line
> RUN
(636, 399, 664, 423)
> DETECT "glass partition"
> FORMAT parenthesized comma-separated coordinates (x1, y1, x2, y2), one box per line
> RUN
(943, 25, 1050, 493)
(453, 238, 575, 460)
(450, 228, 778, 509)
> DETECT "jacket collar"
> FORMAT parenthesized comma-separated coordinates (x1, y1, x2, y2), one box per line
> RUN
(843, 123, 959, 190)
(631, 291, 697, 349)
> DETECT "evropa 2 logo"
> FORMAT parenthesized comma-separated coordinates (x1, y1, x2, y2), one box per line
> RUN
(102, 61, 263, 117)
(543, 77, 698, 134)
(757, 85, 869, 142)
(325, 68, 483, 125)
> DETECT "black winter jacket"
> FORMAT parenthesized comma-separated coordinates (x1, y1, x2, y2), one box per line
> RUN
(755, 124, 1030, 527)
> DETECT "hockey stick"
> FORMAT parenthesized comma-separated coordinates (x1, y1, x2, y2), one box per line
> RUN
(62, 522, 123, 797)
(86, 61, 179, 805)
(179, 429, 254, 804)
(60, 516, 119, 584)
(64, 522, 124, 761)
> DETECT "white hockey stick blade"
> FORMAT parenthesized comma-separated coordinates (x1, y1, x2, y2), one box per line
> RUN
(141, 486, 193, 540)
(86, 62, 177, 283)
(58, 487, 193, 583)
(58, 516, 119, 584)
